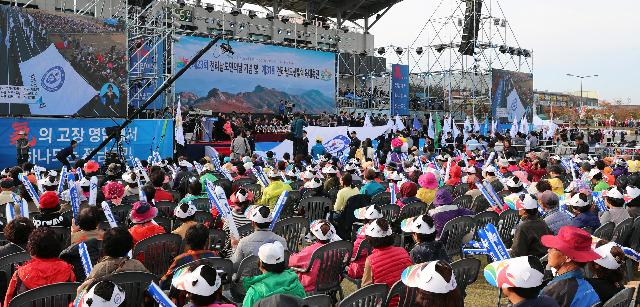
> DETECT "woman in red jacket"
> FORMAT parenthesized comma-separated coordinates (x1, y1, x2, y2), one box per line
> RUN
(128, 201, 165, 244)
(4, 228, 75, 306)
(346, 205, 383, 279)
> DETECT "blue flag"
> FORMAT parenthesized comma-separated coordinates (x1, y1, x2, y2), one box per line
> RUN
(481, 116, 489, 136)
(413, 117, 422, 130)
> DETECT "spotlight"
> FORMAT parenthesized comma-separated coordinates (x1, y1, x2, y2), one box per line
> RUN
(248, 10, 257, 19)
(266, 13, 274, 21)
(435, 44, 446, 53)
(494, 18, 500, 26)
(177, 0, 185, 7)
(277, 28, 282, 34)
(239, 23, 245, 30)
(341, 26, 349, 33)
(457, 18, 463, 27)
(522, 49, 531, 57)
(395, 47, 404, 55)
(507, 47, 516, 55)
(281, 16, 289, 23)
(415, 47, 423, 55)
(501, 19, 507, 27)
(499, 45, 508, 53)
(216, 21, 223, 28)
(320, 35, 325, 40)
(229, 22, 235, 28)
(230, 8, 241, 16)
(515, 48, 523, 56)
(359, 50, 367, 57)
(322, 23, 330, 30)
(286, 29, 291, 35)
(220, 42, 234, 54)
(205, 3, 214, 13)
(377, 47, 385, 55)
(302, 19, 311, 27)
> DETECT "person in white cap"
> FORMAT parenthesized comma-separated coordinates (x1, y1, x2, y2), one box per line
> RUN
(346, 204, 383, 280)
(230, 206, 287, 270)
(401, 215, 449, 264)
(301, 177, 323, 196)
(289, 220, 339, 292)
(321, 164, 340, 196)
(121, 171, 139, 197)
(256, 170, 292, 210)
(171, 202, 198, 239)
(242, 241, 306, 307)
(171, 264, 235, 307)
(361, 218, 412, 289)
(567, 192, 600, 230)
(586, 240, 627, 303)
(483, 256, 558, 307)
(77, 280, 126, 307)
(626, 182, 640, 218)
(599, 187, 630, 226)
(400, 260, 462, 307)
(510, 194, 552, 258)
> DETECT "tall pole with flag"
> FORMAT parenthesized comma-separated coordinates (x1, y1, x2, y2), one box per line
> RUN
(427, 114, 435, 139)
(175, 97, 185, 146)
(434, 113, 441, 148)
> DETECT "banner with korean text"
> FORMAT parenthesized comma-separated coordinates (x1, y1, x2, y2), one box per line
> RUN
(0, 118, 173, 169)
(174, 37, 336, 114)
(391, 64, 409, 116)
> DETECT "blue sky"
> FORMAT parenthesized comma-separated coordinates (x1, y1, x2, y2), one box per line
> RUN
(174, 36, 335, 97)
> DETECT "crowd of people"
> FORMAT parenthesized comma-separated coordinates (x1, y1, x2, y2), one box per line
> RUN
(28, 9, 122, 34)
(1, 120, 640, 306)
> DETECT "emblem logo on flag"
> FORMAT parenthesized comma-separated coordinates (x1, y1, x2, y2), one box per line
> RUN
(41, 66, 65, 92)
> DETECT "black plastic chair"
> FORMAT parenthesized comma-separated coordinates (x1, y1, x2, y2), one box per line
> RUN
(155, 201, 177, 218)
(601, 287, 635, 307)
(230, 255, 261, 302)
(289, 181, 304, 190)
(110, 204, 132, 225)
(154, 216, 172, 233)
(497, 209, 520, 248)
(51, 227, 71, 250)
(593, 222, 615, 241)
(237, 224, 254, 238)
(299, 196, 332, 223)
(209, 228, 228, 252)
(453, 195, 474, 211)
(611, 218, 634, 245)
(272, 217, 307, 253)
(108, 271, 158, 307)
(191, 198, 212, 212)
(8, 282, 79, 307)
(193, 211, 214, 225)
(0, 251, 31, 300)
(470, 196, 490, 213)
(343, 239, 372, 289)
(371, 192, 391, 206)
(233, 177, 257, 188)
(337, 283, 388, 307)
(132, 233, 182, 276)
(490, 180, 504, 192)
(291, 240, 353, 300)
(625, 217, 640, 280)
(398, 202, 426, 221)
(379, 204, 401, 223)
(304, 294, 333, 307)
(441, 216, 475, 258)
(242, 184, 263, 202)
(451, 258, 481, 297)
(0, 232, 8, 246)
(453, 184, 469, 198)
(386, 280, 418, 307)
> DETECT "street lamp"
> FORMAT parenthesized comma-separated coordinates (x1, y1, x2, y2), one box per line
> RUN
(565, 73, 598, 125)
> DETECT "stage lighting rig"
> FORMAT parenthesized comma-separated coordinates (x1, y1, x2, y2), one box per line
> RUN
(377, 47, 386, 55)
(205, 3, 214, 13)
(522, 49, 531, 57)
(395, 47, 404, 55)
(435, 44, 446, 53)
(230, 7, 241, 16)
(248, 10, 257, 19)
(221, 42, 234, 54)
(415, 47, 424, 55)
(499, 45, 508, 54)
(266, 13, 274, 21)
(281, 16, 290, 23)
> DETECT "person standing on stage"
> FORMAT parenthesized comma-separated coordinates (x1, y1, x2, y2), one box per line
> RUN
(290, 113, 307, 157)
(56, 140, 78, 169)
(15, 130, 30, 166)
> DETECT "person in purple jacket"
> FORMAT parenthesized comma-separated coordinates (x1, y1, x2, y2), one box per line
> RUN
(427, 189, 473, 237)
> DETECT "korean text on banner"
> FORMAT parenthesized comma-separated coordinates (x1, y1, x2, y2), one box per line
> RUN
(390, 64, 410, 116)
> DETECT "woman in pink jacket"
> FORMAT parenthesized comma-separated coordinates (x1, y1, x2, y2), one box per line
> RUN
(288, 219, 338, 292)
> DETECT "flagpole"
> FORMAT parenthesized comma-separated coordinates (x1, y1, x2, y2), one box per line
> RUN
(85, 35, 223, 161)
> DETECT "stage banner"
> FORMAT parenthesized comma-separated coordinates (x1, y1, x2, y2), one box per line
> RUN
(0, 118, 173, 169)
(174, 37, 336, 114)
(490, 69, 533, 122)
(255, 125, 391, 159)
(129, 41, 165, 109)
(391, 64, 410, 116)
(0, 6, 126, 117)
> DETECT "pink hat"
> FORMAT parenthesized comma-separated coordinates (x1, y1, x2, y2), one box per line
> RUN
(391, 138, 403, 148)
(418, 173, 438, 190)
(102, 181, 125, 200)
(130, 201, 158, 224)
(540, 226, 600, 262)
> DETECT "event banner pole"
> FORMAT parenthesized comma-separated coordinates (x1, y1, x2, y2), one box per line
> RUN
(85, 35, 223, 161)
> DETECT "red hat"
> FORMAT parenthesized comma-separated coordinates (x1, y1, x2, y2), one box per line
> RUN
(541, 226, 600, 262)
(84, 161, 100, 174)
(39, 191, 60, 209)
(102, 181, 125, 200)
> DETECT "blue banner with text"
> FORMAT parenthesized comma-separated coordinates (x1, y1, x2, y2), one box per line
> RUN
(391, 64, 409, 116)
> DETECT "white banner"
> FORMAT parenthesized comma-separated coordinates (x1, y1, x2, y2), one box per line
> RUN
(0, 85, 38, 104)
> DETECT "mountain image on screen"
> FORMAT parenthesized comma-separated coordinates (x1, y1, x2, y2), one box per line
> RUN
(179, 85, 334, 114)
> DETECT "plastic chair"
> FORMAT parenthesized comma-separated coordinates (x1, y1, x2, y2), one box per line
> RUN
(304, 294, 333, 307)
(625, 217, 640, 280)
(155, 201, 177, 218)
(110, 204, 132, 225)
(194, 211, 214, 224)
(371, 192, 391, 207)
(242, 184, 263, 201)
(8, 282, 79, 307)
(497, 209, 520, 248)
(230, 255, 261, 302)
(108, 271, 158, 307)
(0, 251, 31, 300)
(233, 177, 256, 188)
(291, 240, 353, 300)
(154, 216, 172, 233)
(237, 224, 254, 238)
(272, 217, 307, 253)
(453, 195, 474, 211)
(398, 202, 426, 221)
(601, 287, 635, 307)
(490, 180, 504, 192)
(336, 283, 388, 307)
(191, 198, 212, 212)
(51, 227, 71, 250)
(172, 257, 233, 286)
(593, 222, 615, 241)
(386, 280, 418, 307)
(451, 258, 481, 297)
(453, 184, 469, 198)
(209, 228, 228, 251)
(611, 218, 634, 245)
(121, 195, 137, 205)
(0, 232, 8, 246)
(289, 181, 304, 190)
(441, 216, 475, 258)
(379, 204, 401, 223)
(471, 196, 490, 213)
(132, 233, 182, 276)
(343, 239, 372, 289)
(299, 196, 332, 223)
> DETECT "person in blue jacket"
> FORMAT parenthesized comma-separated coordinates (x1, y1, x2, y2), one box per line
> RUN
(310, 137, 326, 159)
(55, 140, 77, 169)
(567, 192, 600, 231)
(540, 226, 601, 307)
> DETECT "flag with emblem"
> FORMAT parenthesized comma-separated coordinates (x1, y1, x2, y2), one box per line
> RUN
(175, 97, 185, 146)
(18, 44, 96, 115)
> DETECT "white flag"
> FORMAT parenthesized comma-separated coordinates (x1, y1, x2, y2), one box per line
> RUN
(452, 119, 461, 139)
(427, 114, 435, 139)
(491, 119, 497, 137)
(510, 117, 519, 138)
(473, 116, 480, 133)
(463, 117, 471, 140)
(519, 116, 529, 134)
(19, 44, 96, 115)
(395, 115, 406, 131)
(363, 114, 373, 127)
(442, 115, 451, 135)
(175, 98, 185, 146)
